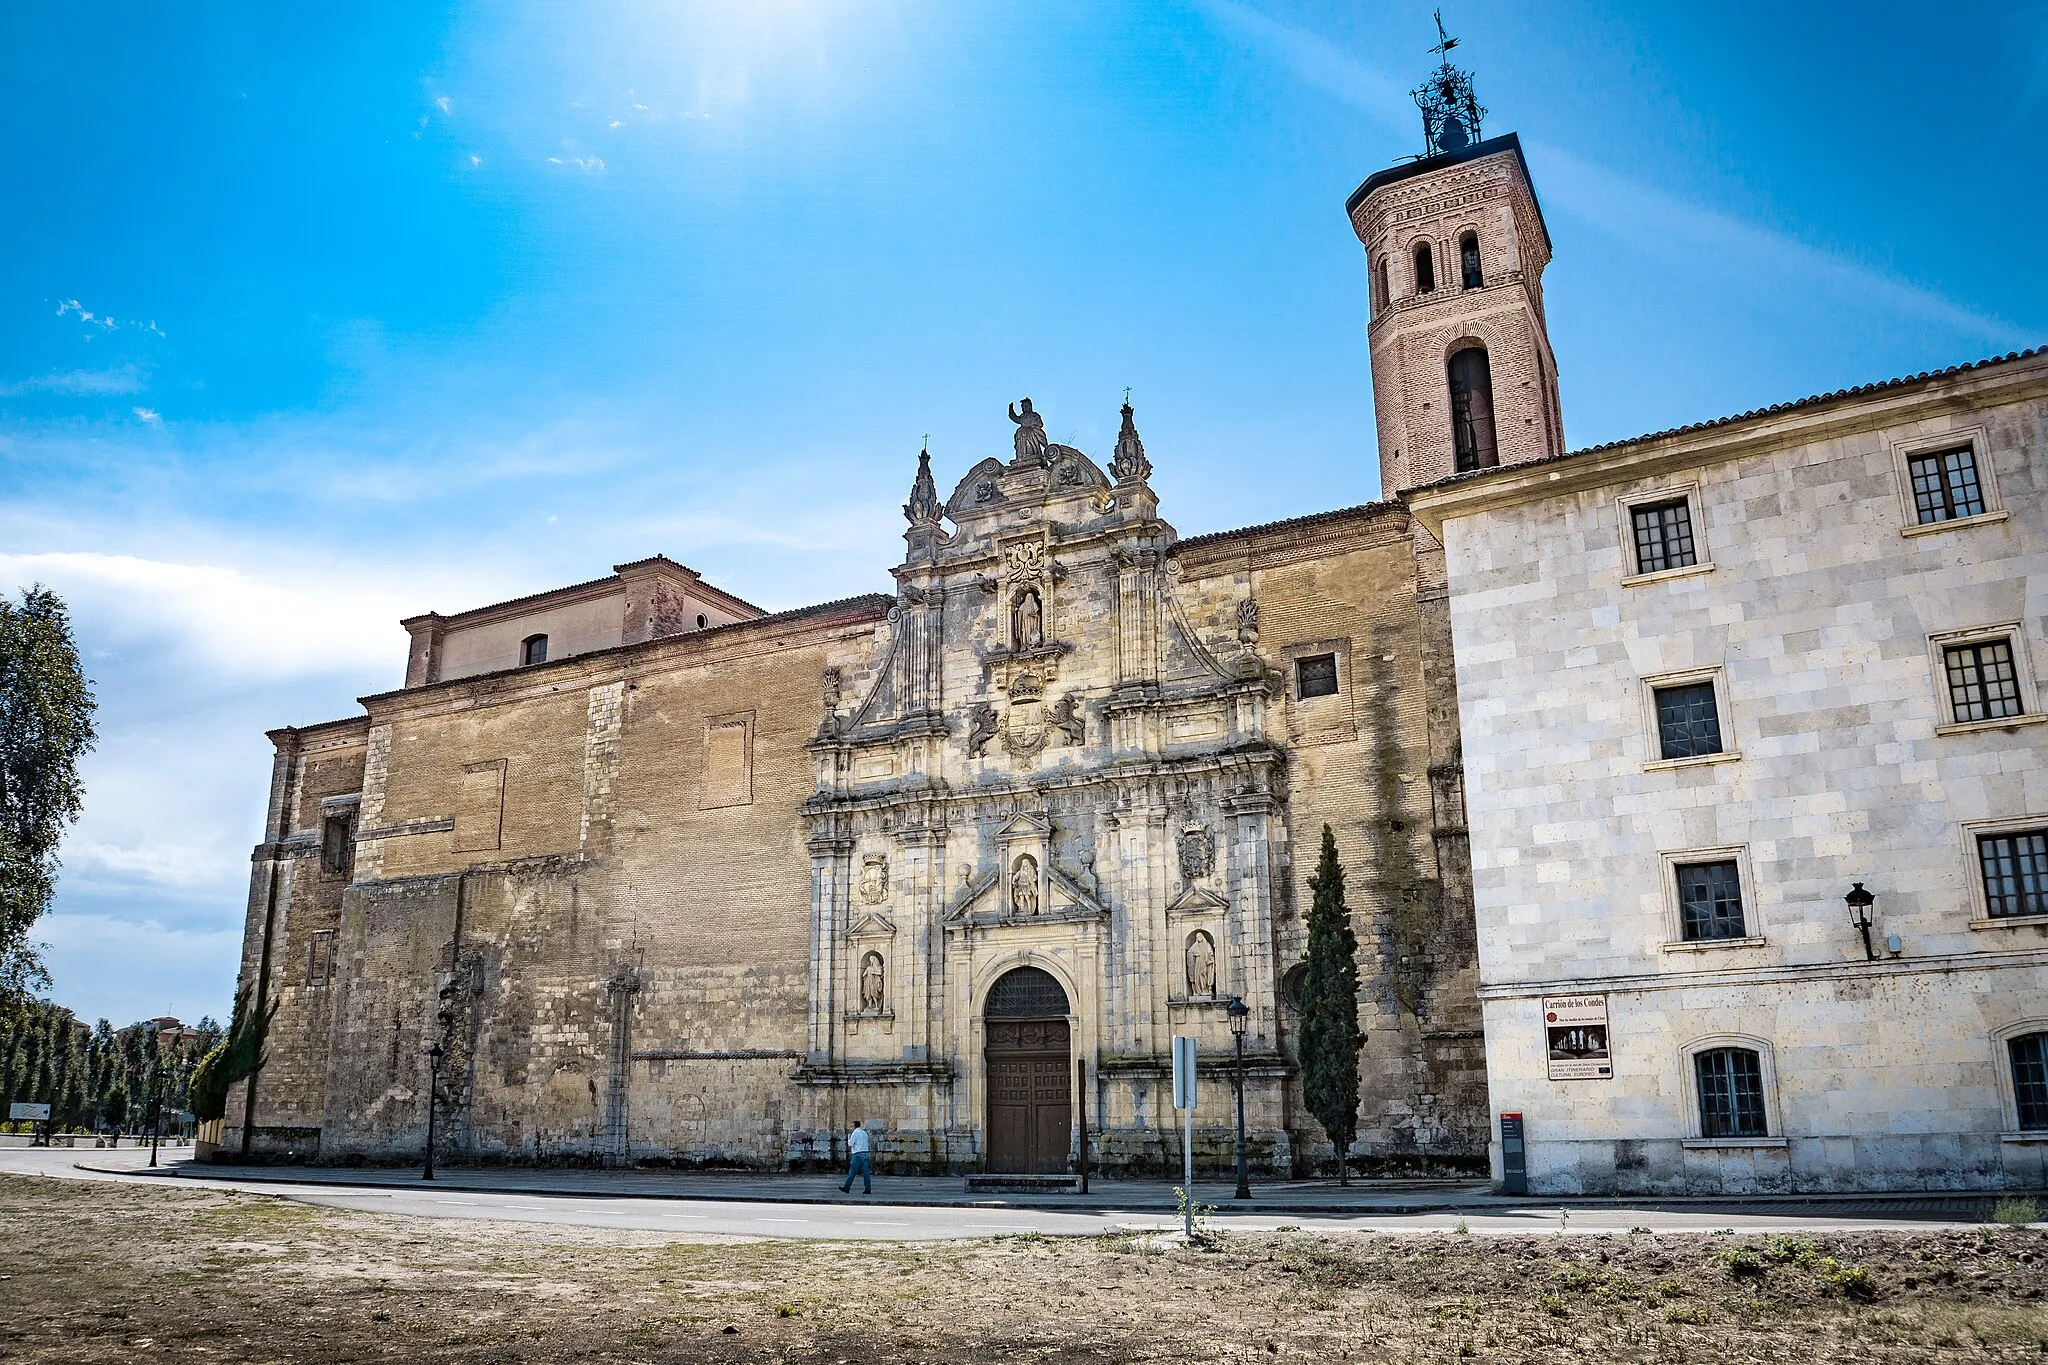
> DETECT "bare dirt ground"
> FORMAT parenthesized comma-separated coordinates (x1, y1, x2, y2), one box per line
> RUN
(0, 1175, 2043, 1363)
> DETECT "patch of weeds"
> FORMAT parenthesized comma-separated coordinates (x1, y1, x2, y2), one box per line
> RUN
(1627, 1226, 1653, 1236)
(1537, 1292, 1569, 1317)
(1007, 1232, 1051, 1246)
(1993, 1196, 2040, 1227)
(1556, 1264, 1607, 1293)
(773, 1303, 801, 1318)
(1096, 1232, 1162, 1258)
(1655, 1277, 1687, 1299)
(1272, 1224, 1301, 1233)
(1174, 1187, 1218, 1240)
(1453, 1218, 1469, 1235)
(1815, 1257, 1877, 1302)
(1663, 1303, 1710, 1325)
(1761, 1234, 1818, 1264)
(1714, 1246, 1767, 1278)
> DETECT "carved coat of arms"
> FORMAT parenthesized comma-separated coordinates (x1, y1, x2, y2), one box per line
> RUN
(1177, 826, 1216, 882)
(1001, 671, 1047, 760)
(859, 856, 889, 904)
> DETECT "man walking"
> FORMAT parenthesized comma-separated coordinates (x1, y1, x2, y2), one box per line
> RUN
(839, 1119, 872, 1195)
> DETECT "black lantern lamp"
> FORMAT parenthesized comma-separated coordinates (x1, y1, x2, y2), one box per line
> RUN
(1226, 996, 1252, 1200)
(423, 1040, 446, 1181)
(1844, 882, 1877, 962)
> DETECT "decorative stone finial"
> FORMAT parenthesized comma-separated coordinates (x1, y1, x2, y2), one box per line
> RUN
(1110, 399, 1151, 484)
(903, 444, 942, 526)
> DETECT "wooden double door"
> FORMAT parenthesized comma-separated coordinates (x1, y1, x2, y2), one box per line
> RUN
(985, 1017, 1071, 1174)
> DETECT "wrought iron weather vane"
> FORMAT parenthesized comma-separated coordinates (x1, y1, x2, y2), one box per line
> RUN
(1413, 8, 1485, 157)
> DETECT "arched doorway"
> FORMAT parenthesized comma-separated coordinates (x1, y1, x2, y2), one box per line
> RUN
(983, 966, 1072, 1174)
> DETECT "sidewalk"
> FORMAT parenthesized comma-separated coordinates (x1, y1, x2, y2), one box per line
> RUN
(99, 1154, 2026, 1220)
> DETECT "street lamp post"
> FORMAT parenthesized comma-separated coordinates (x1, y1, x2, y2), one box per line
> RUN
(1844, 883, 1877, 962)
(1226, 995, 1251, 1200)
(147, 1053, 161, 1169)
(423, 1041, 445, 1181)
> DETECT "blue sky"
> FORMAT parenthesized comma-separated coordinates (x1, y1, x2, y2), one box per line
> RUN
(3, 1, 2043, 1026)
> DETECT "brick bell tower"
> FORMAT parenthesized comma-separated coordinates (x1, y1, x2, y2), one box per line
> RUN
(1349, 20, 1565, 495)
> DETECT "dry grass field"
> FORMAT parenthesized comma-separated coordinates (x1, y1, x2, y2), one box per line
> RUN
(0, 1174, 2043, 1362)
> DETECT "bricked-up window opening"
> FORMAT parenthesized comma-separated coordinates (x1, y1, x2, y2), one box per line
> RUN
(1447, 346, 1498, 472)
(1630, 499, 1697, 574)
(1979, 829, 2048, 919)
(320, 813, 354, 878)
(1459, 232, 1483, 289)
(1695, 1047, 1768, 1138)
(521, 633, 548, 666)
(1944, 639, 2023, 722)
(1908, 446, 1986, 524)
(1374, 256, 1390, 312)
(985, 966, 1070, 1018)
(1413, 240, 1435, 294)
(2011, 1033, 2048, 1130)
(307, 930, 336, 987)
(1295, 653, 1340, 700)
(1676, 860, 1746, 940)
(1654, 682, 1723, 760)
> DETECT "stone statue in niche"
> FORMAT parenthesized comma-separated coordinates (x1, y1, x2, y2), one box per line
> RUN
(1177, 826, 1216, 883)
(859, 951, 886, 1013)
(1185, 930, 1217, 998)
(1049, 694, 1084, 746)
(1008, 397, 1049, 466)
(859, 855, 888, 905)
(1012, 853, 1040, 916)
(965, 703, 999, 758)
(1013, 588, 1044, 650)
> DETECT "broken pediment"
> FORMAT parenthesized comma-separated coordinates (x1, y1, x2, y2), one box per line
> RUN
(1166, 884, 1229, 918)
(847, 910, 897, 940)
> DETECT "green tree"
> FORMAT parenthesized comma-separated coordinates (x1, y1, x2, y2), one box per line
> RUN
(1298, 825, 1363, 1184)
(0, 586, 98, 997)
(189, 984, 277, 1125)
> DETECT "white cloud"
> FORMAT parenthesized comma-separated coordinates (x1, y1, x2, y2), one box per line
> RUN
(437, 95, 453, 114)
(548, 154, 607, 171)
(133, 406, 161, 424)
(56, 299, 119, 330)
(0, 365, 145, 397)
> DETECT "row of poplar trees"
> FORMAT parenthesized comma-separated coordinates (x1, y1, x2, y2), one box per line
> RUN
(0, 1005, 222, 1133)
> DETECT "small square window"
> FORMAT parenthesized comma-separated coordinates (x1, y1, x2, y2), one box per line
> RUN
(1676, 860, 1745, 941)
(1944, 639, 2023, 722)
(1979, 828, 2048, 919)
(1695, 1047, 1768, 1138)
(1653, 682, 1723, 760)
(521, 633, 549, 666)
(2012, 1033, 2048, 1131)
(1295, 653, 1340, 700)
(1907, 446, 1986, 525)
(1631, 499, 1697, 575)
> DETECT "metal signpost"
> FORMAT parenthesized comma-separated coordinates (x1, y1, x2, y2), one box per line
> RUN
(1171, 1035, 1197, 1237)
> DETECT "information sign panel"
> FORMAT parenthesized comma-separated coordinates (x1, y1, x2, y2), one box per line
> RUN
(9, 1102, 51, 1122)
(1542, 994, 1612, 1080)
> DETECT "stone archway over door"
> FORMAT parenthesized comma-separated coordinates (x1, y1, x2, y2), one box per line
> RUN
(984, 967, 1072, 1174)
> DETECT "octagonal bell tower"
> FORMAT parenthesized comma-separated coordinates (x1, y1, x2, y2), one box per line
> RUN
(1349, 30, 1565, 495)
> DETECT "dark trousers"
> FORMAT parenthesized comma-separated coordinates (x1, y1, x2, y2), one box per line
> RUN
(840, 1151, 872, 1193)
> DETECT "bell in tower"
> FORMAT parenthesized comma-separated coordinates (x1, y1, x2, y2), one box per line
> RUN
(1347, 14, 1566, 495)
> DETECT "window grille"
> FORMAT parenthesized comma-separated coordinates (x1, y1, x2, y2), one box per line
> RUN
(1295, 653, 1340, 700)
(1676, 860, 1746, 940)
(1695, 1047, 1768, 1138)
(1447, 346, 1499, 472)
(1907, 446, 1986, 524)
(985, 966, 1070, 1018)
(2011, 1033, 2048, 1131)
(1944, 639, 2022, 722)
(1630, 499, 1697, 574)
(1654, 682, 1723, 760)
(1979, 829, 2048, 919)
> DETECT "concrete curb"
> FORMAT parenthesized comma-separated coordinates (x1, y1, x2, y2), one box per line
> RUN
(70, 1159, 2032, 1221)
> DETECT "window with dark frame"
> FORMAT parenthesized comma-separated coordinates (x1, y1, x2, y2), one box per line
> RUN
(307, 930, 337, 987)
(1460, 232, 1483, 289)
(1653, 681, 1724, 760)
(1413, 241, 1435, 294)
(1630, 499, 1698, 575)
(1978, 828, 2048, 920)
(1907, 446, 1987, 525)
(1943, 639, 2023, 723)
(2011, 1033, 2048, 1131)
(1695, 1047, 1768, 1138)
(1676, 859, 1746, 940)
(521, 633, 549, 666)
(1295, 653, 1340, 700)
(320, 813, 354, 878)
(1374, 256, 1390, 311)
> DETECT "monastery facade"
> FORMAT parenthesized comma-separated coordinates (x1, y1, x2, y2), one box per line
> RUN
(225, 59, 2048, 1192)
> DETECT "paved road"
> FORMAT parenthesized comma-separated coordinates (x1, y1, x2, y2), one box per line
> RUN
(0, 1146, 2007, 1242)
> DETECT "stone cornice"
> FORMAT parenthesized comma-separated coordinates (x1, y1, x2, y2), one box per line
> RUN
(1404, 350, 2048, 539)
(1477, 945, 2048, 1000)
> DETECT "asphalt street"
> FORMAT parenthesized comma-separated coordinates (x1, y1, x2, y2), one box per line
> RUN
(0, 1145, 2006, 1241)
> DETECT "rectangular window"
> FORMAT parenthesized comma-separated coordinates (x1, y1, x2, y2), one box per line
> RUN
(1295, 653, 1340, 700)
(1654, 682, 1723, 760)
(1944, 639, 2023, 722)
(2012, 1034, 2048, 1131)
(1676, 860, 1746, 940)
(1907, 446, 1987, 524)
(320, 814, 354, 878)
(1631, 499, 1697, 575)
(1695, 1048, 1768, 1138)
(307, 930, 336, 987)
(1979, 829, 2048, 919)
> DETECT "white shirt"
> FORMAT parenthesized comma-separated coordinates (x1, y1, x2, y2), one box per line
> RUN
(848, 1127, 870, 1154)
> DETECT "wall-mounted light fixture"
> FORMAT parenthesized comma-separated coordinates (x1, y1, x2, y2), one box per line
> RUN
(1844, 882, 1877, 961)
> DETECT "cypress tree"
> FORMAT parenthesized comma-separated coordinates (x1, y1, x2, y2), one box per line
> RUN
(1298, 824, 1362, 1184)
